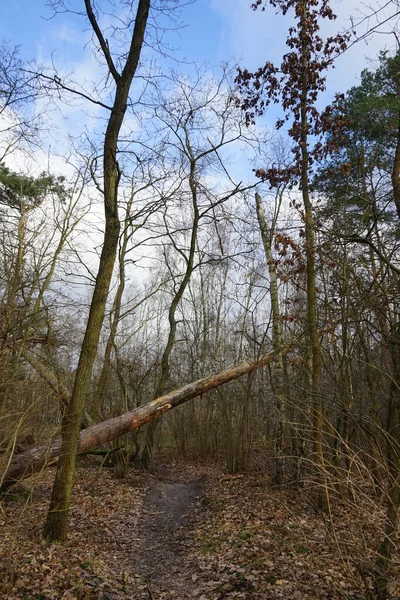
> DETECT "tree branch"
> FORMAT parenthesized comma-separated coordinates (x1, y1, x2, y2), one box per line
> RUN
(84, 0, 121, 83)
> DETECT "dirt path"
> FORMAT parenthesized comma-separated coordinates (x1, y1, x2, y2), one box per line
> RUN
(132, 469, 207, 599)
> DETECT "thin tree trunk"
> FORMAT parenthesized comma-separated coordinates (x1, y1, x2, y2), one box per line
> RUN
(373, 322, 400, 600)
(391, 108, 400, 220)
(373, 79, 400, 597)
(1, 341, 297, 491)
(21, 348, 70, 408)
(156, 175, 199, 398)
(141, 157, 200, 468)
(0, 204, 27, 417)
(255, 191, 286, 483)
(43, 0, 150, 541)
(299, 2, 328, 511)
(91, 195, 134, 420)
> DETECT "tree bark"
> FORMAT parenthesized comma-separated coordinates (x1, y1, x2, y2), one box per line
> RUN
(0, 342, 297, 491)
(141, 155, 200, 468)
(43, 0, 151, 541)
(391, 108, 400, 221)
(255, 191, 286, 483)
(299, 2, 328, 512)
(90, 194, 134, 420)
(373, 322, 400, 600)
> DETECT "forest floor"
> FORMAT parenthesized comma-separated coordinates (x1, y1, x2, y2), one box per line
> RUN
(0, 456, 399, 600)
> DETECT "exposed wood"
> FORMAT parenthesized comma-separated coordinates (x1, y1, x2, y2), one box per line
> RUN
(0, 342, 297, 490)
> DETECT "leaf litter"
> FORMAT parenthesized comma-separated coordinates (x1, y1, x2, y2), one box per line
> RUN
(0, 457, 399, 599)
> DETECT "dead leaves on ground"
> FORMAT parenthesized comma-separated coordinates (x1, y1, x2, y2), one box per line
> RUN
(0, 458, 399, 600)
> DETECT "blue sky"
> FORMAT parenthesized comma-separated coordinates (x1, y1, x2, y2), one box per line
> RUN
(1, 0, 398, 286)
(1, 1, 226, 63)
(2, 1, 398, 89)
(1, 0, 399, 176)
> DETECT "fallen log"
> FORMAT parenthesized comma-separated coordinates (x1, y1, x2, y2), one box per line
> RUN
(1, 343, 296, 490)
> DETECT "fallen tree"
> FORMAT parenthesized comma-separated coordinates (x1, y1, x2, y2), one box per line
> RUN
(1, 343, 297, 490)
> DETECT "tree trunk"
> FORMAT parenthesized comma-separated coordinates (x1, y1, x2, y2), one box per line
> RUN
(141, 157, 200, 468)
(391, 108, 400, 221)
(43, 0, 150, 541)
(1, 342, 297, 491)
(255, 191, 286, 483)
(0, 204, 28, 417)
(373, 321, 400, 600)
(299, 2, 328, 512)
(90, 194, 134, 420)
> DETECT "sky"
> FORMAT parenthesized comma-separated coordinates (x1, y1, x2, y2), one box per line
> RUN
(2, 1, 399, 90)
(1, 0, 399, 301)
(1, 0, 399, 175)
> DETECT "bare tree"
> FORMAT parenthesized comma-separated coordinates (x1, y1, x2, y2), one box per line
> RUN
(0, 41, 40, 162)
(0, 165, 86, 423)
(139, 65, 255, 467)
(42, 0, 151, 542)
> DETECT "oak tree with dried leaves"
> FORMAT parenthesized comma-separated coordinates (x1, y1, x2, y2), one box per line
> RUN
(235, 0, 349, 510)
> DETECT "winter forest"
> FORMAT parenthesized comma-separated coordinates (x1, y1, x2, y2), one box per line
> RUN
(0, 1, 400, 599)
